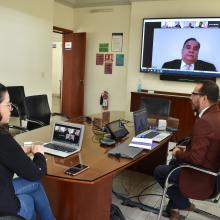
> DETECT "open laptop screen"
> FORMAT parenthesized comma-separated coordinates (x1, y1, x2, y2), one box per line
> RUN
(53, 123, 82, 146)
(133, 108, 148, 136)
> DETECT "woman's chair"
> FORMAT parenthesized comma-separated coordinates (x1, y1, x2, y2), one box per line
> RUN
(7, 86, 26, 127)
(157, 164, 220, 220)
(24, 94, 69, 130)
(7, 86, 27, 135)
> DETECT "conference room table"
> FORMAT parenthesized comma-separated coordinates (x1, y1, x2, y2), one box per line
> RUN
(14, 111, 171, 220)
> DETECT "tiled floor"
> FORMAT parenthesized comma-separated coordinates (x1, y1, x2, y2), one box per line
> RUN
(52, 96, 220, 220)
(112, 142, 220, 220)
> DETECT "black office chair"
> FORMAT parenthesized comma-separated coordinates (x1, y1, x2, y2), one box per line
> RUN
(7, 86, 26, 127)
(157, 164, 220, 220)
(24, 94, 69, 130)
(140, 97, 171, 118)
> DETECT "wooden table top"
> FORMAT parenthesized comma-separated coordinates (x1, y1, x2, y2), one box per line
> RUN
(14, 111, 170, 183)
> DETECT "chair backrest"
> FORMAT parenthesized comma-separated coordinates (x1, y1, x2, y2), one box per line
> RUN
(140, 97, 171, 117)
(25, 94, 51, 130)
(7, 86, 26, 118)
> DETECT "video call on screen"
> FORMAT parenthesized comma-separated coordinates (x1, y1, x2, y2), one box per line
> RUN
(140, 17, 220, 76)
(53, 124, 81, 145)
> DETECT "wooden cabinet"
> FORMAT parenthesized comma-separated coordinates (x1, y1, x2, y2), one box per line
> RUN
(130, 91, 196, 141)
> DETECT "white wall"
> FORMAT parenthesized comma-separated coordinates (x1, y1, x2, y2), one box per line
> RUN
(74, 5, 131, 115)
(53, 2, 75, 30)
(52, 33, 63, 96)
(126, 0, 220, 110)
(0, 0, 53, 105)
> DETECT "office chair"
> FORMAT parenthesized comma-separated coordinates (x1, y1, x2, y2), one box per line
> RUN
(24, 94, 69, 130)
(157, 164, 220, 220)
(140, 97, 171, 118)
(7, 86, 26, 127)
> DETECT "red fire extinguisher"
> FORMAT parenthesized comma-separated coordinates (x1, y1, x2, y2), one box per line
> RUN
(100, 91, 109, 110)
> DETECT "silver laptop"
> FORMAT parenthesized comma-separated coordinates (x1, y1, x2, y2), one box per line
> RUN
(43, 122, 85, 157)
(133, 108, 170, 142)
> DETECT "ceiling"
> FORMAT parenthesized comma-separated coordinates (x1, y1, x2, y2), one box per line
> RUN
(55, 0, 151, 8)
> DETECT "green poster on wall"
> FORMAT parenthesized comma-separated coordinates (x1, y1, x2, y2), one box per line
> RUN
(99, 43, 109, 52)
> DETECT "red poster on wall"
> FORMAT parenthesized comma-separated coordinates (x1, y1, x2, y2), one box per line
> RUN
(104, 62, 112, 74)
(104, 54, 113, 61)
(96, 53, 104, 65)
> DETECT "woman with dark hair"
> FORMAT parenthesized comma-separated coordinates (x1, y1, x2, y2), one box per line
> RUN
(0, 83, 55, 220)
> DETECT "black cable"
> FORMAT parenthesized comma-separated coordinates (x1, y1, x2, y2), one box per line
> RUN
(128, 193, 163, 200)
(138, 182, 157, 197)
(137, 182, 157, 205)
(112, 188, 167, 215)
(113, 190, 160, 213)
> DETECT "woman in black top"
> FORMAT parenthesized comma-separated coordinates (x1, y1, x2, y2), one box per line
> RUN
(0, 83, 55, 220)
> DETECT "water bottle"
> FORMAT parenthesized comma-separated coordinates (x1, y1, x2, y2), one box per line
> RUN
(137, 79, 142, 92)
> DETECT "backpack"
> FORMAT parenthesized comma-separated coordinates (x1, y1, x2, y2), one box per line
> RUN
(110, 204, 126, 220)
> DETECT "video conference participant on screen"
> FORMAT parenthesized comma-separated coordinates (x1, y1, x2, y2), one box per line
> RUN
(162, 38, 216, 72)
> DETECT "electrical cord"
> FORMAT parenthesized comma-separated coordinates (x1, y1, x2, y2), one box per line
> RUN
(113, 189, 159, 213)
(91, 134, 100, 143)
(112, 182, 163, 214)
(128, 193, 163, 200)
(119, 118, 134, 127)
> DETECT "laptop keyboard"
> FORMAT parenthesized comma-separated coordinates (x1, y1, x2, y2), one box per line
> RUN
(44, 143, 76, 153)
(142, 131, 159, 139)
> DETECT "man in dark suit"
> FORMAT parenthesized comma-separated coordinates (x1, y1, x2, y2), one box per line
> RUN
(154, 80, 220, 220)
(162, 38, 216, 72)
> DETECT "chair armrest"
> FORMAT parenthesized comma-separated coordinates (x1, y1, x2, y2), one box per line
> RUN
(168, 164, 218, 179)
(8, 124, 28, 132)
(26, 119, 45, 127)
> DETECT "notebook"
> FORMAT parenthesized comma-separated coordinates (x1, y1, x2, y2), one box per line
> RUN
(108, 143, 143, 159)
(133, 108, 170, 142)
(43, 122, 85, 157)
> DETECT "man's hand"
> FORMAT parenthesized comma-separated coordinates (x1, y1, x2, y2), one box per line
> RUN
(172, 146, 185, 156)
(175, 145, 186, 150)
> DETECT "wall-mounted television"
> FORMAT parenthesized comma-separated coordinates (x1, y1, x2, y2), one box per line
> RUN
(140, 17, 220, 82)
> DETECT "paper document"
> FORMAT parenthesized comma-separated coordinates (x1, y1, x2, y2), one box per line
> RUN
(129, 137, 153, 150)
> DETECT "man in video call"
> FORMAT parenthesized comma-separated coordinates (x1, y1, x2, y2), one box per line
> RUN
(154, 80, 220, 220)
(162, 38, 216, 72)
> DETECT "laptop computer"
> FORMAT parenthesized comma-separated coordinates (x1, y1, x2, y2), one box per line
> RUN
(133, 108, 170, 142)
(43, 122, 85, 157)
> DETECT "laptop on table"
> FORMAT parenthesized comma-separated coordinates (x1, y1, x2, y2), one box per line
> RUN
(133, 108, 170, 142)
(43, 122, 85, 157)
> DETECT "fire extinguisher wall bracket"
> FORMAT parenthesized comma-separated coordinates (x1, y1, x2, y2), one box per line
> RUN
(100, 91, 109, 110)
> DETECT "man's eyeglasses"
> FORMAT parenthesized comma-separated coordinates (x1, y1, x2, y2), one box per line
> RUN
(191, 92, 204, 96)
